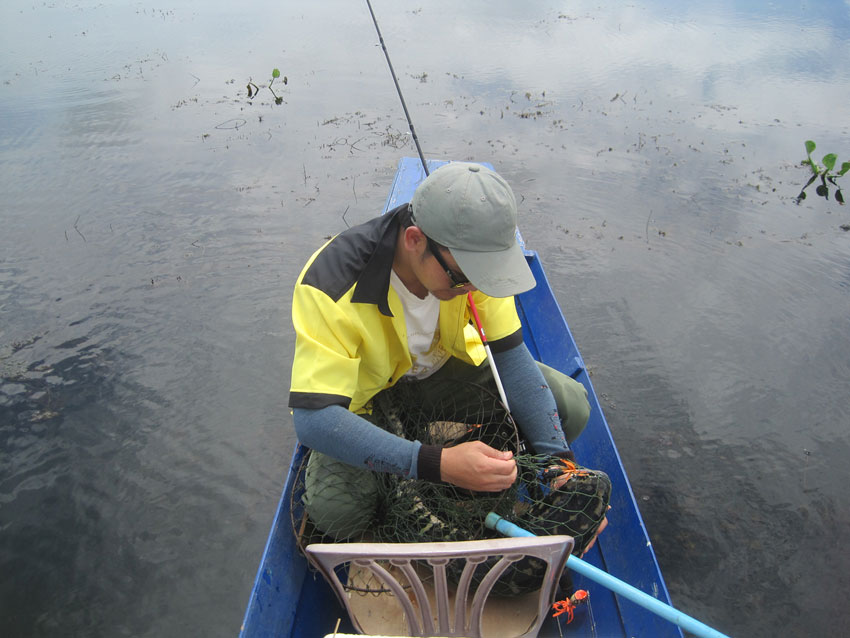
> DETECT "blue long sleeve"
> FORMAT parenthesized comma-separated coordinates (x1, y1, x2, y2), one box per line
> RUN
(493, 342, 571, 456)
(294, 342, 569, 479)
(293, 404, 423, 477)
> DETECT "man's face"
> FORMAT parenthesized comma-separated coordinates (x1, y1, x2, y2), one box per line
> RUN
(425, 242, 476, 300)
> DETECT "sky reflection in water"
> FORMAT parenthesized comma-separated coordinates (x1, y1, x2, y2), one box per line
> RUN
(1, 1, 849, 637)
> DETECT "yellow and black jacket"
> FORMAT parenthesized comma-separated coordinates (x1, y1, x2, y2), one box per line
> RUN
(288, 205, 523, 414)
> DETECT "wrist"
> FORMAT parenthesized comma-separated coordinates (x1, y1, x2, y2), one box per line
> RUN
(417, 444, 443, 483)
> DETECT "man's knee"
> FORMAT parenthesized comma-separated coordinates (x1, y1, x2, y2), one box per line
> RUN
(536, 362, 590, 444)
(303, 451, 379, 540)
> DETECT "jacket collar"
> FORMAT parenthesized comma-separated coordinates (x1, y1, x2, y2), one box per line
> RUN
(350, 204, 410, 316)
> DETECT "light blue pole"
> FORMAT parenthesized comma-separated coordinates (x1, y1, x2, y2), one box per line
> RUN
(484, 512, 730, 638)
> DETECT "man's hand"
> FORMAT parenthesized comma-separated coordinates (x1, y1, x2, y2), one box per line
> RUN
(440, 441, 517, 492)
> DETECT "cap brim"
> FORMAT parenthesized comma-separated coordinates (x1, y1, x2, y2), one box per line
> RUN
(450, 242, 536, 298)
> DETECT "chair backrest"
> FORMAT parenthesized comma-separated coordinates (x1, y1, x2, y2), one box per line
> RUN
(306, 535, 574, 637)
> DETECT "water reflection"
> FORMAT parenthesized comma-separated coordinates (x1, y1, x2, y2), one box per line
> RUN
(2, 0, 850, 637)
(1, 340, 151, 630)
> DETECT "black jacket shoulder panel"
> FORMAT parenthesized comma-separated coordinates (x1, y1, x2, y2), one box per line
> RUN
(300, 205, 408, 316)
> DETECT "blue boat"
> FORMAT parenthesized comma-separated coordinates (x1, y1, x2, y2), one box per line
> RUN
(239, 157, 684, 638)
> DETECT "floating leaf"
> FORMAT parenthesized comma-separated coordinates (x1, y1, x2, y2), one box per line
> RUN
(816, 184, 828, 197)
(803, 140, 819, 174)
(272, 68, 281, 79)
(839, 161, 850, 176)
(822, 153, 837, 172)
(836, 189, 845, 204)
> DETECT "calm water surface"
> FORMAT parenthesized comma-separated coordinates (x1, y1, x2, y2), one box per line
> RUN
(2, 1, 849, 637)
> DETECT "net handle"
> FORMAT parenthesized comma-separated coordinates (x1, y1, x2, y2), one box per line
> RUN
(485, 514, 731, 638)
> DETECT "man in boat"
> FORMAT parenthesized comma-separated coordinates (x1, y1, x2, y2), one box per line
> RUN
(289, 162, 607, 553)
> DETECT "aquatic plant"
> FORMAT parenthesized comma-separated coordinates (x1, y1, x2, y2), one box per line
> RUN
(797, 140, 848, 204)
(268, 68, 287, 105)
(246, 68, 287, 105)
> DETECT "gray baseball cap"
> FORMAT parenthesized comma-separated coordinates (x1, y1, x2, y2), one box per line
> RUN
(410, 162, 535, 297)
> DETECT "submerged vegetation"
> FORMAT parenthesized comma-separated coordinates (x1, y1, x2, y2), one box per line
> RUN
(797, 140, 848, 204)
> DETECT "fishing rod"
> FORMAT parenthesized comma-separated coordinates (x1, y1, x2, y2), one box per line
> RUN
(467, 291, 511, 412)
(365, 12, 728, 638)
(365, 0, 429, 176)
(365, 0, 515, 413)
(364, 10, 730, 637)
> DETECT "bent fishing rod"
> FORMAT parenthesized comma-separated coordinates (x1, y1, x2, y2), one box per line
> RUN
(365, 10, 732, 638)
(365, 0, 513, 412)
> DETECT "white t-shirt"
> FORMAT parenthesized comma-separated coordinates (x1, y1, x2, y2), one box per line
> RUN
(390, 270, 451, 379)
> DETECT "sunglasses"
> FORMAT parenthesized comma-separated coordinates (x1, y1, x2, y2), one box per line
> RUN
(426, 237, 470, 289)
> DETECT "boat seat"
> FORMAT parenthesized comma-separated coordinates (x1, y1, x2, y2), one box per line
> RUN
(305, 535, 574, 638)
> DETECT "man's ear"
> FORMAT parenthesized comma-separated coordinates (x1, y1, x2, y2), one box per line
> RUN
(402, 225, 428, 253)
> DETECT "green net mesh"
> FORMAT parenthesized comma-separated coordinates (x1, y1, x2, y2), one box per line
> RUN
(293, 378, 611, 597)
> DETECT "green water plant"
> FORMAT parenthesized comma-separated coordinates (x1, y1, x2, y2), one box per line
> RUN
(268, 68, 287, 105)
(246, 68, 288, 105)
(797, 140, 848, 204)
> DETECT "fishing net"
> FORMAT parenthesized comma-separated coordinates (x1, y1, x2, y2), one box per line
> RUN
(293, 378, 611, 597)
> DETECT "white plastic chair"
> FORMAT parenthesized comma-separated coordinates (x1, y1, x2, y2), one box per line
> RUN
(306, 535, 574, 637)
